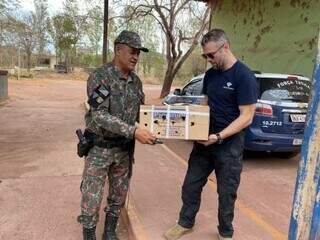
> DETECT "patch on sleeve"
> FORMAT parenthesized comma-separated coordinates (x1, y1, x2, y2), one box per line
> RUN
(87, 84, 110, 108)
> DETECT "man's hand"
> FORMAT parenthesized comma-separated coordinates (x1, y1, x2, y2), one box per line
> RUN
(197, 134, 218, 146)
(134, 127, 156, 144)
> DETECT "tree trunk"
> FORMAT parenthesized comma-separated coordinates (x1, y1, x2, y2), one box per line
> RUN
(0, 46, 2, 67)
(160, 61, 175, 98)
(65, 49, 69, 73)
(27, 51, 31, 73)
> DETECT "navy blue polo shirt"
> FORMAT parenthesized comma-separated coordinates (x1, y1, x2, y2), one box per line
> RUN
(202, 60, 258, 133)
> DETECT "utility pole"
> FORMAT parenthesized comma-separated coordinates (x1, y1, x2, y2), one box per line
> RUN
(102, 0, 109, 65)
(289, 28, 320, 240)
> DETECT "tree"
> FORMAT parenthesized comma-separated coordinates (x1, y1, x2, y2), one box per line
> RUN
(48, 0, 87, 70)
(86, 6, 103, 60)
(0, 0, 19, 18)
(0, 0, 7, 18)
(12, 13, 37, 72)
(33, 0, 50, 64)
(119, 7, 160, 75)
(0, 0, 20, 50)
(0, 4, 7, 49)
(47, 16, 60, 62)
(123, 0, 210, 97)
(49, 14, 79, 69)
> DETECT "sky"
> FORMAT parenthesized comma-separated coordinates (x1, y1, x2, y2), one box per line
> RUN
(21, 0, 94, 15)
(22, 0, 64, 15)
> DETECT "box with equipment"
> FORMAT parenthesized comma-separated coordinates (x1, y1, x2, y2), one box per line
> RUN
(139, 105, 209, 140)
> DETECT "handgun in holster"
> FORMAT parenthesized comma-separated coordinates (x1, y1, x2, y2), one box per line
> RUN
(76, 129, 93, 158)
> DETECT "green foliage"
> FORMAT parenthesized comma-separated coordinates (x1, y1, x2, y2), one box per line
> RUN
(175, 46, 206, 84)
(78, 52, 103, 67)
(86, 5, 103, 57)
(0, 0, 20, 47)
(0, 0, 6, 17)
(138, 50, 165, 80)
(33, 0, 50, 57)
(119, 8, 165, 81)
(0, 0, 206, 82)
(51, 15, 78, 51)
(8, 12, 38, 71)
(13, 69, 35, 79)
(48, 13, 79, 70)
(47, 0, 87, 68)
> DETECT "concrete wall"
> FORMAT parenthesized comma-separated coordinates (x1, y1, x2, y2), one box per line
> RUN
(211, 0, 320, 78)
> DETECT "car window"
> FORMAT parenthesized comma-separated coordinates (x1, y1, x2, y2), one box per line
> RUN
(258, 78, 311, 103)
(181, 79, 203, 96)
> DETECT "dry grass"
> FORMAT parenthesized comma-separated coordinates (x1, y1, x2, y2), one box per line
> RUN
(138, 75, 161, 85)
(8, 68, 89, 82)
(35, 70, 89, 81)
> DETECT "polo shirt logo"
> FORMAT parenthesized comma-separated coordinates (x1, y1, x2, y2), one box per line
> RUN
(223, 82, 234, 90)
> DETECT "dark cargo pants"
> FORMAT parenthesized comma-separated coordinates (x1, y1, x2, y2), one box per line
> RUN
(77, 146, 130, 229)
(178, 132, 244, 237)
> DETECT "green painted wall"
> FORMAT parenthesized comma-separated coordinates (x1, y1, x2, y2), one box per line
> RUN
(212, 0, 320, 78)
(0, 74, 8, 101)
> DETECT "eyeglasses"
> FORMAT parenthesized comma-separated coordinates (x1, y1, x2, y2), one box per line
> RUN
(201, 44, 224, 60)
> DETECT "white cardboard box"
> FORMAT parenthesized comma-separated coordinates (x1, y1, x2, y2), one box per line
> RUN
(139, 105, 210, 140)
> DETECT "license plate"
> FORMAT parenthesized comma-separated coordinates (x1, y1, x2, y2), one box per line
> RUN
(293, 138, 303, 145)
(290, 114, 306, 123)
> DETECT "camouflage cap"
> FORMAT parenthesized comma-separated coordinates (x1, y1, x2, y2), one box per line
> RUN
(114, 30, 149, 52)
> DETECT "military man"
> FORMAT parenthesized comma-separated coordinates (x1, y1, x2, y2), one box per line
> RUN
(77, 30, 156, 240)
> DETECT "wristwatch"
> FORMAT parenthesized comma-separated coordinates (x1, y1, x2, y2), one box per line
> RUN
(215, 133, 223, 144)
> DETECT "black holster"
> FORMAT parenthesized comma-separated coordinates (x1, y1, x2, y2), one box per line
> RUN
(76, 130, 94, 158)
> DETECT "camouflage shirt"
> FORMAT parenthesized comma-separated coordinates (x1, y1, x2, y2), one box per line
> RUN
(85, 62, 145, 139)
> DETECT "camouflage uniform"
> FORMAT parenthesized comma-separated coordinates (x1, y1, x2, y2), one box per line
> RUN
(77, 62, 145, 229)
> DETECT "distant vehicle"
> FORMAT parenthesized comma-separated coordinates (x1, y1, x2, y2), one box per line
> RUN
(163, 72, 311, 158)
(54, 64, 73, 73)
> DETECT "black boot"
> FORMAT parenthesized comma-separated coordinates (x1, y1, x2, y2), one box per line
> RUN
(83, 226, 96, 240)
(102, 214, 119, 240)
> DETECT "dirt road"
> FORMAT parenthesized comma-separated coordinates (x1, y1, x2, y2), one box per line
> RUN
(162, 139, 300, 238)
(0, 77, 300, 240)
(0, 78, 89, 239)
(0, 76, 165, 240)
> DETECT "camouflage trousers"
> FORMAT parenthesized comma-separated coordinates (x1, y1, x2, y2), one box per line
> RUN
(77, 146, 131, 229)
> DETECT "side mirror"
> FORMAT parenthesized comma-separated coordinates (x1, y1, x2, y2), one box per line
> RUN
(173, 88, 181, 95)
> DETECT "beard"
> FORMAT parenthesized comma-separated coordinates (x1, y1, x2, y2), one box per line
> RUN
(211, 61, 223, 71)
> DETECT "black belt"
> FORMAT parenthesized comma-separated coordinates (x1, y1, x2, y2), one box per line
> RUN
(93, 139, 132, 149)
(84, 130, 132, 150)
